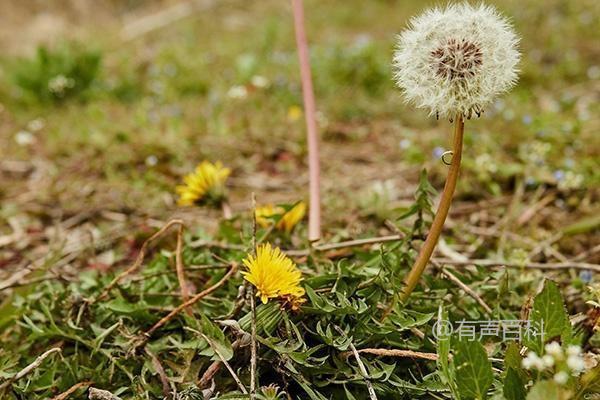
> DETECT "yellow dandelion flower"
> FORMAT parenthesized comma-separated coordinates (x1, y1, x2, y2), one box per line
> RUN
(255, 204, 278, 228)
(176, 161, 231, 206)
(255, 201, 307, 233)
(279, 202, 307, 232)
(287, 105, 303, 122)
(242, 243, 305, 304)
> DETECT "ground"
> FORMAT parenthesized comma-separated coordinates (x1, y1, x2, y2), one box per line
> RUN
(0, 0, 599, 399)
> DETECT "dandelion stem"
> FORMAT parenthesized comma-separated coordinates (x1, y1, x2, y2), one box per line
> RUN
(292, 0, 321, 242)
(175, 224, 191, 315)
(249, 193, 258, 397)
(400, 115, 464, 302)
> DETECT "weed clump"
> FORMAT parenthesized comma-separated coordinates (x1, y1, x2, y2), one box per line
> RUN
(12, 43, 101, 104)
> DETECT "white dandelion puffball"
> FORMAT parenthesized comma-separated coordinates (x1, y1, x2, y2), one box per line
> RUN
(393, 3, 520, 120)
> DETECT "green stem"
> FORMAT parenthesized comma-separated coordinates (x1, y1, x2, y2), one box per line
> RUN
(400, 115, 464, 302)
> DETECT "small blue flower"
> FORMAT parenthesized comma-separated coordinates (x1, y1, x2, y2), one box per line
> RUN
(553, 170, 565, 181)
(579, 270, 593, 283)
(433, 146, 445, 159)
(525, 177, 537, 187)
(522, 115, 532, 125)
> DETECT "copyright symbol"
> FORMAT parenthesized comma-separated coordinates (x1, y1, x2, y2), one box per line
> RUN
(432, 320, 453, 340)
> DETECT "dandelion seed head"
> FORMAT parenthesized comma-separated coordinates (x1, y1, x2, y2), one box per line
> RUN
(431, 38, 483, 81)
(393, 3, 520, 120)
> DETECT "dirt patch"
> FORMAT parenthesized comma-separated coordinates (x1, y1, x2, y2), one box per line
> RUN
(0, 0, 180, 54)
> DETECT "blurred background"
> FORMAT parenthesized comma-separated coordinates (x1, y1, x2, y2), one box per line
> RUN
(0, 0, 598, 265)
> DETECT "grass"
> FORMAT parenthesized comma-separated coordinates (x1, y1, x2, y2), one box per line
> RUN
(0, 0, 599, 399)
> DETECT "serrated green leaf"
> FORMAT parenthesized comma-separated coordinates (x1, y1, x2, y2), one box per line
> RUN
(198, 314, 233, 361)
(418, 372, 450, 392)
(92, 321, 121, 353)
(368, 360, 396, 382)
(288, 345, 328, 367)
(296, 379, 329, 400)
(504, 343, 521, 371)
(21, 314, 44, 334)
(503, 367, 526, 400)
(388, 309, 434, 330)
(29, 364, 56, 390)
(454, 339, 493, 400)
(437, 307, 459, 399)
(525, 280, 570, 353)
(343, 385, 359, 400)
(504, 343, 527, 381)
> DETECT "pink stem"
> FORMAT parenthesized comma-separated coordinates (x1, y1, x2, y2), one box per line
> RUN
(292, 0, 321, 242)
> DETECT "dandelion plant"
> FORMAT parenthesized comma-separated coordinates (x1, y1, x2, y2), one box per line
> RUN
(176, 160, 231, 206)
(393, 3, 520, 301)
(242, 243, 306, 309)
(255, 201, 307, 233)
